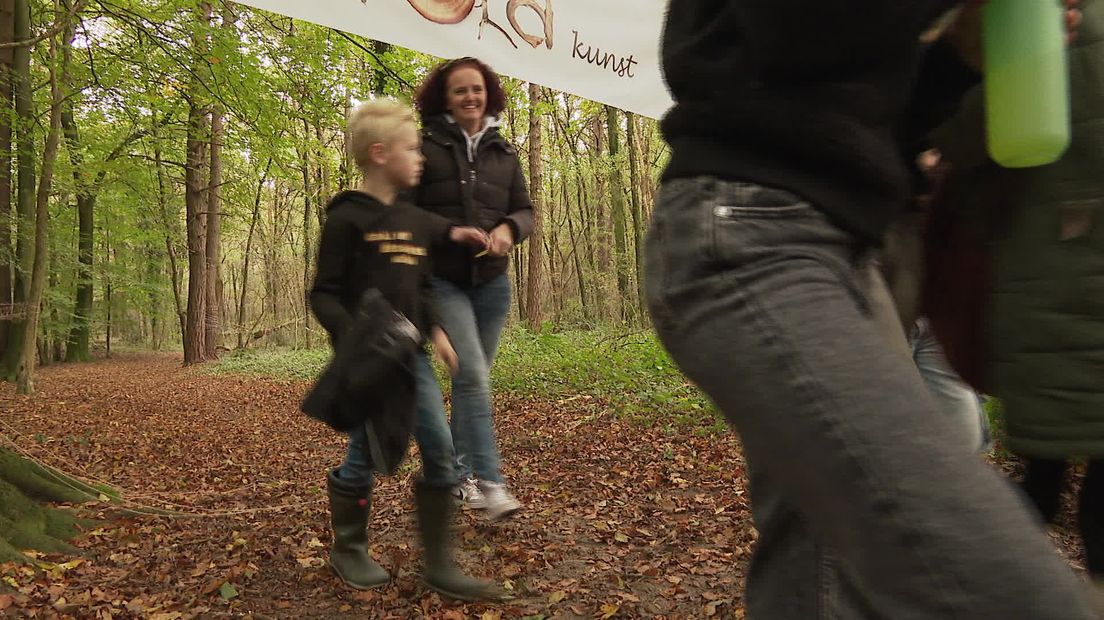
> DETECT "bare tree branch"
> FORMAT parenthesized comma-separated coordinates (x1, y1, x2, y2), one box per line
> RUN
(0, 0, 87, 49)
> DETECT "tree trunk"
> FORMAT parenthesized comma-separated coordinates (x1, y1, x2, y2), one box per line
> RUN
(203, 107, 223, 359)
(183, 99, 208, 364)
(3, 0, 34, 379)
(59, 0, 91, 362)
(202, 2, 233, 359)
(315, 122, 328, 227)
(575, 176, 595, 282)
(237, 159, 268, 350)
(546, 199, 561, 324)
(183, 2, 211, 365)
(591, 113, 610, 273)
(372, 41, 390, 95)
(553, 97, 596, 320)
(104, 245, 113, 358)
(300, 120, 313, 348)
(61, 106, 93, 362)
(48, 261, 62, 362)
(0, 0, 14, 356)
(513, 250, 525, 320)
(264, 185, 282, 345)
(154, 142, 186, 342)
(17, 20, 65, 394)
(525, 83, 543, 332)
(146, 245, 162, 350)
(605, 106, 631, 323)
(565, 180, 590, 323)
(625, 111, 646, 323)
(341, 91, 353, 188)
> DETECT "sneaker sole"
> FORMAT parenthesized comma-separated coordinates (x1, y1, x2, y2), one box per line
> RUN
(484, 502, 522, 521)
(454, 496, 489, 510)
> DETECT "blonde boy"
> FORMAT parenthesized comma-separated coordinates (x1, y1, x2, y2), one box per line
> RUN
(309, 99, 502, 600)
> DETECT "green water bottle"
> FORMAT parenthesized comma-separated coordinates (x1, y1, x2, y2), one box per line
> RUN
(983, 0, 1071, 168)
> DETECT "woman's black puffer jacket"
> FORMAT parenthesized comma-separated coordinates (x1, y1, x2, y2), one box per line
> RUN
(414, 115, 534, 288)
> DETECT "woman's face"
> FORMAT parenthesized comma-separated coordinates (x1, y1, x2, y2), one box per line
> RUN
(445, 66, 488, 127)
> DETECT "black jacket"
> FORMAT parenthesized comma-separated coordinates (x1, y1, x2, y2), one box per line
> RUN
(659, 1, 977, 244)
(310, 190, 451, 345)
(301, 290, 421, 472)
(413, 115, 534, 287)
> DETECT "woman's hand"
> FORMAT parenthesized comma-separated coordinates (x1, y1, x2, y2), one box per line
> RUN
(1065, 0, 1084, 43)
(430, 325, 459, 375)
(944, 0, 1082, 70)
(487, 223, 514, 257)
(450, 226, 490, 250)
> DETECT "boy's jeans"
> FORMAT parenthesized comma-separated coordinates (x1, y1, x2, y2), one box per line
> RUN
(338, 352, 456, 488)
(644, 177, 1094, 619)
(910, 318, 991, 453)
(430, 274, 512, 484)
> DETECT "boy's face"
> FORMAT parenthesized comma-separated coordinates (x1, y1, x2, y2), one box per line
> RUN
(381, 124, 425, 189)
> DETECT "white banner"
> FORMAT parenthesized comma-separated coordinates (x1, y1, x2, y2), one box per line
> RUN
(233, 0, 673, 119)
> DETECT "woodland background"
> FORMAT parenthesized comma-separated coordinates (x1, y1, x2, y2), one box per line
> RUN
(0, 0, 668, 393)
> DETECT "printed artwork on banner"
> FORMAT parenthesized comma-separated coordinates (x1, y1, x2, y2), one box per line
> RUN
(401, 0, 637, 78)
(406, 0, 553, 49)
(233, 0, 673, 118)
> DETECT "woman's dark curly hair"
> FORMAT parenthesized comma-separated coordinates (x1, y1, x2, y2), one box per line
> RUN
(414, 57, 507, 120)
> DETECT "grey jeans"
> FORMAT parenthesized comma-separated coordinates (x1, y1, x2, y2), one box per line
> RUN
(644, 177, 1094, 619)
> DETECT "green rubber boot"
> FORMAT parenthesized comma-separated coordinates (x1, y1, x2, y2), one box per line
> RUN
(415, 481, 507, 601)
(326, 470, 389, 589)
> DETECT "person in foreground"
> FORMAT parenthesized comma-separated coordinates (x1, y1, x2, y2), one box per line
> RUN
(646, 1, 1095, 617)
(309, 99, 504, 601)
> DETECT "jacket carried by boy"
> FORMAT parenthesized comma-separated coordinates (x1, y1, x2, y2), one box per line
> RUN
(414, 115, 534, 287)
(308, 189, 453, 471)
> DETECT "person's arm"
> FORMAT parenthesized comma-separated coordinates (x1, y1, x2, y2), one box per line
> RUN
(905, 37, 982, 141)
(489, 159, 534, 255)
(309, 212, 356, 341)
(419, 269, 443, 333)
(418, 272, 459, 374)
(429, 324, 459, 375)
(899, 37, 984, 195)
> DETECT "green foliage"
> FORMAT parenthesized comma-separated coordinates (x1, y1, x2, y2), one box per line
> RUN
(492, 326, 722, 431)
(2, 0, 669, 366)
(210, 326, 722, 431)
(983, 396, 1010, 457)
(218, 581, 239, 600)
(211, 347, 330, 382)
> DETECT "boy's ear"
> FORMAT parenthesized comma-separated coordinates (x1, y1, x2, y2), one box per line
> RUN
(368, 142, 388, 166)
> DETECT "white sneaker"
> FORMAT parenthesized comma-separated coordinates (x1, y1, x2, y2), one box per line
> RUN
(453, 478, 487, 510)
(479, 481, 522, 520)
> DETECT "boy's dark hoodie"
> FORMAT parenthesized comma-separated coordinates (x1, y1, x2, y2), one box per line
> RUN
(310, 190, 452, 345)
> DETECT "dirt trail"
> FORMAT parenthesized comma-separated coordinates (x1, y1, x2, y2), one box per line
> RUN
(0, 354, 756, 619)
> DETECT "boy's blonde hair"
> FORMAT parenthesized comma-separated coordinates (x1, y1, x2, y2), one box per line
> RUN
(347, 99, 417, 172)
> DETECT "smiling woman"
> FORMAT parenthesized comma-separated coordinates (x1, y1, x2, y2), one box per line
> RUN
(406, 0, 475, 24)
(411, 57, 534, 521)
